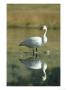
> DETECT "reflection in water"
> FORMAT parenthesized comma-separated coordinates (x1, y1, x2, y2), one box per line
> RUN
(42, 67, 60, 86)
(7, 56, 60, 86)
(7, 49, 60, 86)
(19, 57, 47, 84)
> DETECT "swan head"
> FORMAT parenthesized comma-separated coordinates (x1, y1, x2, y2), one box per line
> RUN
(42, 63, 47, 81)
(42, 72, 47, 81)
(43, 25, 47, 31)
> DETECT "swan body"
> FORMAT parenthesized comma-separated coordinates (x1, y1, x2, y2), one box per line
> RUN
(19, 36, 47, 48)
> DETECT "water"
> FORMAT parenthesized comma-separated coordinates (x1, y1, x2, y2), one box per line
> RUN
(7, 28, 60, 86)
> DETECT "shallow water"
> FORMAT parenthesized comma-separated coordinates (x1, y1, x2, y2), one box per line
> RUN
(7, 28, 60, 86)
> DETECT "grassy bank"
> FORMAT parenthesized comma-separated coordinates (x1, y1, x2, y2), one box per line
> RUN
(7, 4, 60, 29)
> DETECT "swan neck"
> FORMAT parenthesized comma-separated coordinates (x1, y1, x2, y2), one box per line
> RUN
(42, 63, 47, 74)
(42, 29, 47, 44)
(44, 29, 47, 36)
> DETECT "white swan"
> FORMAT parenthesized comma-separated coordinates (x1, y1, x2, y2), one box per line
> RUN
(19, 59, 47, 81)
(19, 25, 47, 57)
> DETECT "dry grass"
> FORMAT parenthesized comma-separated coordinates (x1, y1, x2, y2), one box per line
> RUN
(7, 4, 60, 29)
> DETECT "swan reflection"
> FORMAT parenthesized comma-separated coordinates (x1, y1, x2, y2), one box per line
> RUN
(19, 57, 47, 81)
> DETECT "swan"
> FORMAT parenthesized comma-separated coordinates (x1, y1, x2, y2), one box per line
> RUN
(19, 25, 47, 57)
(19, 59, 47, 81)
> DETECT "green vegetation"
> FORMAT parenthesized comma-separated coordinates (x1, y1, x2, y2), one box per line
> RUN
(7, 4, 60, 86)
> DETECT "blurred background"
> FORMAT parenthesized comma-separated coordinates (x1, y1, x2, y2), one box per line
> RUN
(7, 4, 60, 86)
